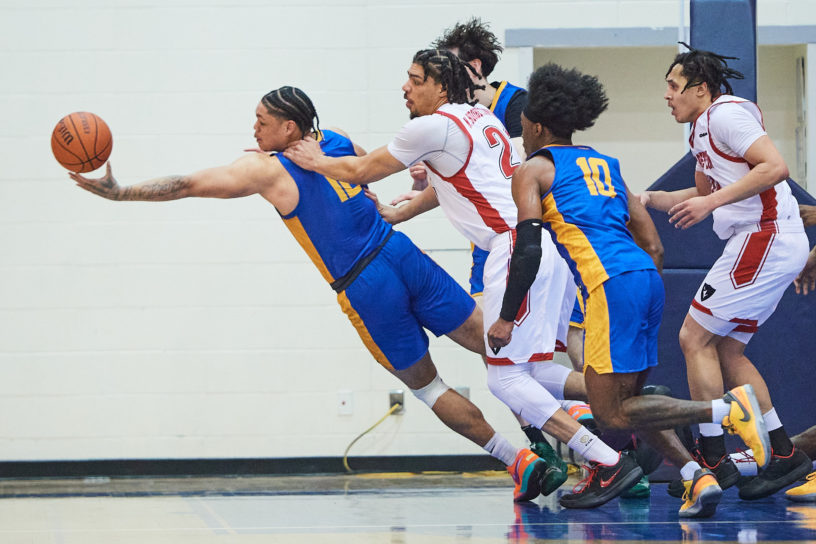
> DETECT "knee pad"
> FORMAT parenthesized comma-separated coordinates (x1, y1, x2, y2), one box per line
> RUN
(410, 374, 450, 409)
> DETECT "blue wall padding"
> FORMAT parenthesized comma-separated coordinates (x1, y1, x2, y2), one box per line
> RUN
(690, 0, 757, 102)
(649, 270, 816, 436)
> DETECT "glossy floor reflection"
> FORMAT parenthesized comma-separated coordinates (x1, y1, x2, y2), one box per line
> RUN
(0, 473, 814, 543)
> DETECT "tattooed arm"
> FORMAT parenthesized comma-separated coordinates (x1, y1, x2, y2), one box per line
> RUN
(70, 154, 276, 202)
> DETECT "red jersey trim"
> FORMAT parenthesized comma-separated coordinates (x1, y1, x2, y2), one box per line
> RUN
(487, 352, 554, 366)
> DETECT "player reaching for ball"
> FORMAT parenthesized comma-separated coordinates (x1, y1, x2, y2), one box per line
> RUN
(69, 85, 557, 503)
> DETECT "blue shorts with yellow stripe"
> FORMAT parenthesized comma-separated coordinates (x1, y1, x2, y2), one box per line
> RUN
(339, 231, 476, 371)
(583, 269, 664, 374)
(469, 245, 489, 296)
(569, 289, 585, 329)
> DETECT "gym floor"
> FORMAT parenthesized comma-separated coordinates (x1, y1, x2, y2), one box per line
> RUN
(1, 471, 813, 543)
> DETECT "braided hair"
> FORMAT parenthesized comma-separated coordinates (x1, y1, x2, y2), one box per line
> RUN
(667, 42, 744, 97)
(260, 86, 320, 136)
(412, 49, 483, 106)
(433, 17, 502, 77)
(524, 63, 608, 139)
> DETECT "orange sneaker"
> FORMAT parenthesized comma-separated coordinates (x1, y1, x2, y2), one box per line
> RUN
(508, 448, 547, 502)
(785, 471, 816, 503)
(721, 384, 770, 469)
(679, 468, 722, 518)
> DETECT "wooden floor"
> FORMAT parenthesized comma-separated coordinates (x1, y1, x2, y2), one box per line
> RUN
(0, 471, 814, 543)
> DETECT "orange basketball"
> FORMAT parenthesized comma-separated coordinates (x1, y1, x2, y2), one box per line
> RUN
(51, 112, 113, 173)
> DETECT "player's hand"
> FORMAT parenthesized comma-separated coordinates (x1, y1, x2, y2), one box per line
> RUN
(487, 318, 514, 350)
(668, 196, 715, 229)
(283, 136, 323, 170)
(70, 162, 122, 200)
(794, 248, 816, 295)
(409, 163, 429, 191)
(390, 190, 422, 206)
(637, 191, 652, 208)
(364, 188, 401, 224)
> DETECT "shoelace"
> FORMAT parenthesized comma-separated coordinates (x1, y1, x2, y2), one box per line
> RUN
(731, 448, 755, 465)
(571, 464, 599, 493)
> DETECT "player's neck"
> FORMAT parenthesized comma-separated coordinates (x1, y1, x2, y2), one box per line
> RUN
(473, 83, 495, 108)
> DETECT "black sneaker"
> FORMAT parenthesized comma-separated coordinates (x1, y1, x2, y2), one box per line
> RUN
(667, 445, 741, 498)
(559, 451, 644, 509)
(739, 447, 813, 500)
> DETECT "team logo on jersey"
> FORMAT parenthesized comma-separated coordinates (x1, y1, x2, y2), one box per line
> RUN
(700, 283, 716, 301)
(491, 346, 501, 355)
(699, 132, 708, 137)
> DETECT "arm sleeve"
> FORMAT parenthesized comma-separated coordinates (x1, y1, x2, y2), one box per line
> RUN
(710, 102, 767, 157)
(499, 219, 543, 322)
(502, 91, 528, 138)
(386, 116, 450, 167)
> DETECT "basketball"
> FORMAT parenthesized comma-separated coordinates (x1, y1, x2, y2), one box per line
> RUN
(50, 112, 113, 173)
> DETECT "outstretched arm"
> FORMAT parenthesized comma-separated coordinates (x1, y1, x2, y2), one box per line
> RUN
(283, 137, 405, 185)
(70, 154, 272, 202)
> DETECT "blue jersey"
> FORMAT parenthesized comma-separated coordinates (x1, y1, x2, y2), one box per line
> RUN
(276, 130, 392, 284)
(530, 145, 655, 299)
(488, 81, 525, 133)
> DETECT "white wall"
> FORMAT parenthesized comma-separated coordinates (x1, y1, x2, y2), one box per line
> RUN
(1, 0, 814, 462)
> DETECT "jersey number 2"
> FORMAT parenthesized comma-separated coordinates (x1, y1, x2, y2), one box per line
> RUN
(484, 126, 519, 179)
(576, 157, 616, 197)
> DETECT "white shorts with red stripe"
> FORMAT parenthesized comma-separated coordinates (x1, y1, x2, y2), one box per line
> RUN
(482, 231, 570, 365)
(688, 227, 809, 343)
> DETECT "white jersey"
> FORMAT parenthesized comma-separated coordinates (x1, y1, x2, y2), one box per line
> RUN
(388, 103, 521, 250)
(690, 95, 802, 240)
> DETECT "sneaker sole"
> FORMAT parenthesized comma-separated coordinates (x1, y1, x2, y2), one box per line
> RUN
(559, 465, 645, 509)
(739, 457, 813, 500)
(514, 461, 545, 502)
(785, 492, 816, 503)
(679, 484, 722, 518)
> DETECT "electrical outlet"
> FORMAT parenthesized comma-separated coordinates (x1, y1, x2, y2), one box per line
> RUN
(337, 390, 353, 415)
(389, 389, 405, 414)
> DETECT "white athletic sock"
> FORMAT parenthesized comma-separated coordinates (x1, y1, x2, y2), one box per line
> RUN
(711, 399, 730, 425)
(484, 433, 519, 466)
(567, 426, 619, 465)
(763, 408, 782, 431)
(681, 461, 702, 481)
(730, 450, 758, 476)
(699, 422, 724, 437)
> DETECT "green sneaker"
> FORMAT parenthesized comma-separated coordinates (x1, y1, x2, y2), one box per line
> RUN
(621, 474, 651, 499)
(530, 440, 568, 495)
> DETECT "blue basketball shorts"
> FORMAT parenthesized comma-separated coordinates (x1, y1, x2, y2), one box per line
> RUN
(569, 288, 585, 329)
(469, 244, 489, 296)
(582, 269, 664, 374)
(339, 231, 476, 371)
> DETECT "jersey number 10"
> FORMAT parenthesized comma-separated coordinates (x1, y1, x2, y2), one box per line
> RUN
(576, 157, 616, 198)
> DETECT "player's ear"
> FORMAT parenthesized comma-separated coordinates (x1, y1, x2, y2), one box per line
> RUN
(468, 58, 483, 79)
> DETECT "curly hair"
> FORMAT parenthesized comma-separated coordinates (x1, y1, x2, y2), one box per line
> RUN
(433, 17, 502, 77)
(524, 63, 608, 139)
(666, 42, 744, 97)
(261, 86, 320, 136)
(412, 49, 483, 106)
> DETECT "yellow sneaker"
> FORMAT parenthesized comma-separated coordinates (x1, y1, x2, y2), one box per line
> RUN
(679, 468, 722, 518)
(721, 384, 771, 469)
(785, 471, 816, 503)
